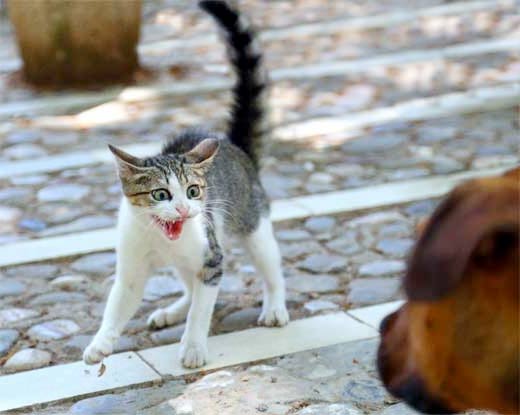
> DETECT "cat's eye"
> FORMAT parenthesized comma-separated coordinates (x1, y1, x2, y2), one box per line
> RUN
(186, 184, 202, 199)
(151, 189, 172, 201)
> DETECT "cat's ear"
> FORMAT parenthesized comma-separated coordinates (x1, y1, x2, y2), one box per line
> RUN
(108, 144, 148, 178)
(184, 138, 219, 167)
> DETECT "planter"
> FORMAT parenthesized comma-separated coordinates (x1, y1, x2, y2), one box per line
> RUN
(7, 0, 141, 85)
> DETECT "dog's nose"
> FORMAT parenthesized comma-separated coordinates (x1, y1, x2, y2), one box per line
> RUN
(391, 376, 456, 414)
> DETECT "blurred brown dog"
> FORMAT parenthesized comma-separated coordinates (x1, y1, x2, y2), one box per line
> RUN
(377, 167, 519, 414)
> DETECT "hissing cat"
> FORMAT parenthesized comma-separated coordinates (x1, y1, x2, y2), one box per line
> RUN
(83, 0, 289, 369)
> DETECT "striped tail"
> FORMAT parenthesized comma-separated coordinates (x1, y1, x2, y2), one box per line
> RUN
(199, 0, 268, 169)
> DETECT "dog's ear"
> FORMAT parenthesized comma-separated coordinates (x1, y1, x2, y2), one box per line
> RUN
(405, 181, 519, 300)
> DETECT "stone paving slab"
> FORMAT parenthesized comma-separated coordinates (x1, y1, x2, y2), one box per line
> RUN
(0, 351, 161, 413)
(138, 312, 377, 378)
(348, 301, 405, 329)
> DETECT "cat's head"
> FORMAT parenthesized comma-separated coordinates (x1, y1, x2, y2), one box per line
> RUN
(109, 138, 219, 240)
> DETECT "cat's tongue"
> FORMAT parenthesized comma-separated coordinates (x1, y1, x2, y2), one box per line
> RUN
(163, 220, 184, 240)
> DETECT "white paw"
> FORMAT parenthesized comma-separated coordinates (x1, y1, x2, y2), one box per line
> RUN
(258, 305, 290, 327)
(83, 336, 114, 365)
(147, 299, 190, 329)
(180, 341, 208, 368)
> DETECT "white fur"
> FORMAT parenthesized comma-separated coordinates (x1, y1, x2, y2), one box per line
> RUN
(245, 217, 289, 327)
(84, 179, 288, 368)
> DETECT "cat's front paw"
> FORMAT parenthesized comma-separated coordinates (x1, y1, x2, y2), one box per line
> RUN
(83, 335, 114, 365)
(258, 305, 290, 327)
(147, 297, 190, 329)
(180, 341, 208, 368)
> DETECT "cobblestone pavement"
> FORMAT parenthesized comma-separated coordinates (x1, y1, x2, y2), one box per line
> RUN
(0, 1, 518, 413)
(26, 338, 488, 415)
(1, 200, 436, 372)
(0, 109, 517, 245)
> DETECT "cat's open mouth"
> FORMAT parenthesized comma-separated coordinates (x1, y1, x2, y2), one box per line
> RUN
(153, 216, 185, 240)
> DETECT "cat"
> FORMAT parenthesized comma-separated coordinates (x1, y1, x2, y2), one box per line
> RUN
(83, 0, 289, 369)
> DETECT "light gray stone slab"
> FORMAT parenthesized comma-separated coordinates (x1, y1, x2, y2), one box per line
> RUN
(0, 352, 161, 412)
(138, 313, 377, 377)
(348, 301, 405, 329)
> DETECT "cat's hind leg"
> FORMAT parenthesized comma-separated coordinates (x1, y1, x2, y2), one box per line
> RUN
(244, 216, 289, 327)
(147, 266, 193, 329)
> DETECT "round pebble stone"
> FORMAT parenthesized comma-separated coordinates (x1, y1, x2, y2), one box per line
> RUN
(37, 184, 90, 203)
(405, 200, 437, 217)
(337, 84, 376, 111)
(276, 229, 312, 242)
(114, 336, 139, 353)
(5, 130, 39, 144)
(417, 125, 457, 144)
(326, 233, 361, 256)
(71, 252, 116, 274)
(3, 348, 51, 372)
(347, 278, 401, 306)
(39, 215, 114, 237)
(219, 276, 246, 293)
(358, 260, 405, 277)
(0, 206, 22, 232)
(3, 264, 58, 280)
(308, 172, 334, 185)
(286, 275, 339, 293)
(50, 275, 90, 291)
(375, 239, 414, 257)
(0, 308, 40, 325)
(0, 279, 26, 297)
(342, 134, 406, 153)
(218, 307, 262, 332)
(30, 292, 88, 305)
(0, 329, 19, 357)
(304, 300, 339, 314)
(143, 276, 184, 301)
(4, 143, 47, 160)
(10, 174, 49, 186)
(150, 324, 186, 345)
(304, 216, 336, 234)
(18, 218, 47, 232)
(38, 204, 84, 224)
(28, 319, 80, 341)
(0, 188, 32, 204)
(297, 254, 348, 274)
(378, 222, 410, 237)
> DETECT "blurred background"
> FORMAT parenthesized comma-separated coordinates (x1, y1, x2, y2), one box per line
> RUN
(0, 2, 518, 412)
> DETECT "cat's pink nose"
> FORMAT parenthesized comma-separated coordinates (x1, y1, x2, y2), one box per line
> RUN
(176, 206, 189, 218)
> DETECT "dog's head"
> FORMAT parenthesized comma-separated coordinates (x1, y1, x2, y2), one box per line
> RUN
(377, 167, 520, 414)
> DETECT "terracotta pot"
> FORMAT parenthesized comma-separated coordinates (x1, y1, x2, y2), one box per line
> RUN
(7, 0, 141, 85)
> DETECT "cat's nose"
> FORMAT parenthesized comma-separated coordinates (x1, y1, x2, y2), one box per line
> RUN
(176, 206, 189, 218)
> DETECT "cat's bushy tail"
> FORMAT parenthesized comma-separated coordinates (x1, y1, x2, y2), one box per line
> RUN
(199, 0, 268, 169)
